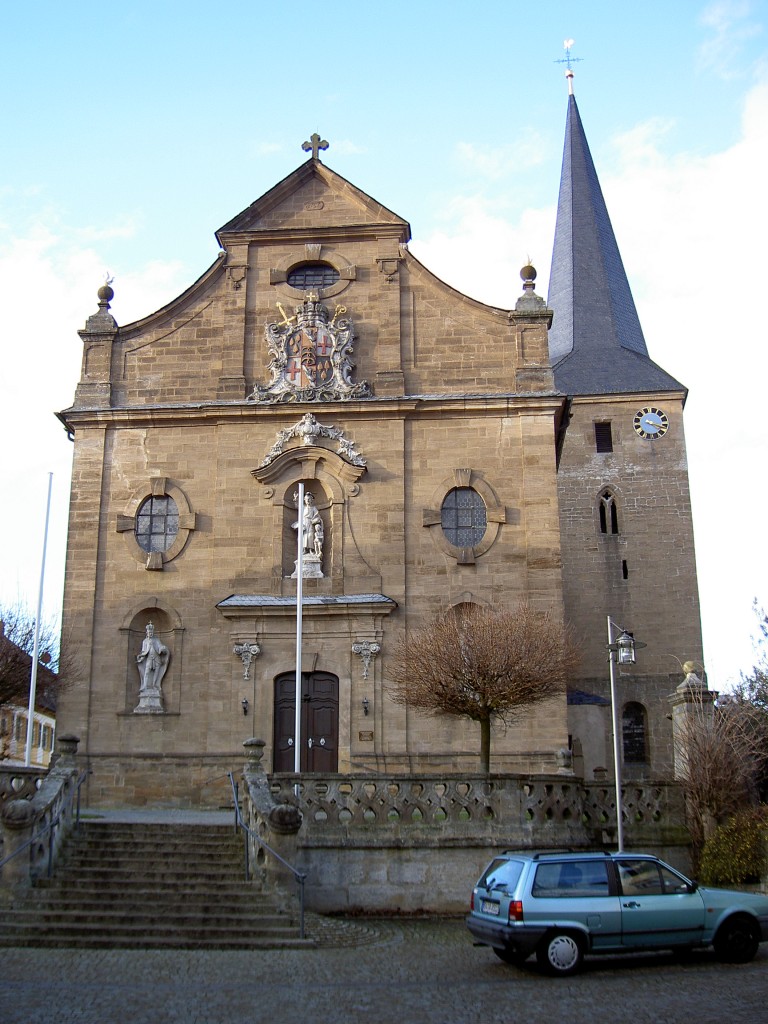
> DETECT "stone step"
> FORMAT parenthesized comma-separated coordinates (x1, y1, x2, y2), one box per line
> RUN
(33, 878, 263, 896)
(0, 818, 307, 950)
(13, 894, 288, 916)
(2, 913, 296, 937)
(0, 924, 314, 951)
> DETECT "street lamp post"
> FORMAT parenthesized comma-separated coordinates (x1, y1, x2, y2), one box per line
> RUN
(606, 617, 643, 852)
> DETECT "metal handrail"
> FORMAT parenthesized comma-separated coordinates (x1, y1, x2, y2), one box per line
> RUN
(0, 770, 88, 879)
(227, 771, 307, 940)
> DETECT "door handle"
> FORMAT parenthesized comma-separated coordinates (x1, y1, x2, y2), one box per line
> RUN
(622, 901, 641, 909)
(307, 737, 326, 749)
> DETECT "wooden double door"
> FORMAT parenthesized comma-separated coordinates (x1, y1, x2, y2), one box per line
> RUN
(273, 671, 339, 773)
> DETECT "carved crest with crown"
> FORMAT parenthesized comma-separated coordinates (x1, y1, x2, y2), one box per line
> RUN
(248, 296, 372, 403)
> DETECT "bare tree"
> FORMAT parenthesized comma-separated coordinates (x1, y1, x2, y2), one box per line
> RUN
(0, 601, 62, 709)
(675, 686, 768, 871)
(388, 603, 579, 773)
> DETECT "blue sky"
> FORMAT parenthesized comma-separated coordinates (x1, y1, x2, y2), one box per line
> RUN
(1, 1, 767, 687)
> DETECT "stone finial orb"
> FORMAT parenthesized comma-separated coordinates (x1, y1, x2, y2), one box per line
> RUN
(97, 282, 114, 305)
(520, 263, 537, 282)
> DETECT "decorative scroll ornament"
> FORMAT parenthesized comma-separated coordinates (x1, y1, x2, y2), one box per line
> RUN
(233, 640, 261, 680)
(352, 640, 381, 680)
(248, 296, 371, 404)
(259, 412, 366, 469)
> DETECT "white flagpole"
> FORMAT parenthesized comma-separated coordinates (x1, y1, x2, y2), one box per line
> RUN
(25, 472, 53, 768)
(294, 483, 305, 791)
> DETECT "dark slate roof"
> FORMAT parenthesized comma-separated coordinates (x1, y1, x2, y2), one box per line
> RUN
(217, 594, 396, 609)
(547, 95, 685, 397)
(567, 688, 610, 706)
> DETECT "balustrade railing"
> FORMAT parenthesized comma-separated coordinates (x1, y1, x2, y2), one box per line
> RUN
(0, 770, 87, 885)
(267, 773, 686, 844)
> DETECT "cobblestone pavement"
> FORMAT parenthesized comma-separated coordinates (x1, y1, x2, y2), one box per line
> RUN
(3, 918, 768, 1024)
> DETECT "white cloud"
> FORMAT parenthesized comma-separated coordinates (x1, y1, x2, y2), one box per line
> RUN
(0, 226, 189, 620)
(698, 0, 763, 79)
(253, 141, 283, 155)
(455, 132, 549, 179)
(411, 194, 555, 307)
(331, 139, 366, 156)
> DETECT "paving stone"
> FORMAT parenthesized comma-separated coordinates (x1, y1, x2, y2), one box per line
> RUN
(2, 919, 768, 1024)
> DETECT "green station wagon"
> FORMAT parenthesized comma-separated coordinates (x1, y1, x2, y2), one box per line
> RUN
(466, 850, 768, 975)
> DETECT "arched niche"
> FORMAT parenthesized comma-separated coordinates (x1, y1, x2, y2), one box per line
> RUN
(119, 599, 185, 714)
(253, 445, 367, 591)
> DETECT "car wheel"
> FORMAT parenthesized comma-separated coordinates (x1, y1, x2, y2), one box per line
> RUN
(713, 915, 760, 964)
(493, 946, 529, 966)
(536, 932, 584, 976)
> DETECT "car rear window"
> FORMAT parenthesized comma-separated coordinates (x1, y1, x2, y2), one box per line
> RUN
(478, 858, 525, 893)
(532, 860, 610, 898)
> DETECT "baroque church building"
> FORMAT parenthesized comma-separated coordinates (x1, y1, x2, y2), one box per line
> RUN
(57, 87, 703, 807)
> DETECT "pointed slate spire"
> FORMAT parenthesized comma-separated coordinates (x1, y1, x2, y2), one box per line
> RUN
(547, 91, 684, 395)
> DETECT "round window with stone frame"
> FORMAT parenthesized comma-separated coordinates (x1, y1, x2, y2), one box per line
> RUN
(135, 494, 179, 553)
(440, 487, 488, 548)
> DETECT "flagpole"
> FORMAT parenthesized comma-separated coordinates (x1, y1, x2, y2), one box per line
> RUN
(25, 472, 53, 768)
(294, 483, 305, 795)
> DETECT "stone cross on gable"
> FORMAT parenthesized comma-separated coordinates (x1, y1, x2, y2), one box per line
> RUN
(302, 133, 329, 160)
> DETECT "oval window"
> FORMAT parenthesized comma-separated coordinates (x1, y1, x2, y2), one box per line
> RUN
(135, 495, 179, 553)
(440, 487, 487, 548)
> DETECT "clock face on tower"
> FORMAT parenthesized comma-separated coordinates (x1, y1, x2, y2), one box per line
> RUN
(633, 406, 669, 439)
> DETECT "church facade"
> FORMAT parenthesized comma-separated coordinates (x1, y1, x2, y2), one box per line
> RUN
(56, 101, 703, 807)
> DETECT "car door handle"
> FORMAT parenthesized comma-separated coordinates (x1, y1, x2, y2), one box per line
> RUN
(622, 901, 641, 909)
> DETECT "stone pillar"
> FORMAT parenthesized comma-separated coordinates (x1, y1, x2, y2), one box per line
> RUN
(75, 283, 118, 408)
(53, 733, 80, 772)
(242, 738, 303, 895)
(669, 662, 713, 781)
(0, 799, 36, 890)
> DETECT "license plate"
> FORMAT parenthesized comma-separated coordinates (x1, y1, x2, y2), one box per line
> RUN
(482, 900, 500, 916)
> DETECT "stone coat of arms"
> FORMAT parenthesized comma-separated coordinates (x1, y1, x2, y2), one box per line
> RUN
(249, 296, 371, 403)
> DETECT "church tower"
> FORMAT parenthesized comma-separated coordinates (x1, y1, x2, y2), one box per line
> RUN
(548, 70, 703, 780)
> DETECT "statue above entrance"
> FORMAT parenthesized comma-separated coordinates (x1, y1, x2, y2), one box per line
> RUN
(248, 297, 371, 403)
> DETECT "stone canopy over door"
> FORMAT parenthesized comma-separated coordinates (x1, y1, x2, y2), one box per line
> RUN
(274, 671, 339, 772)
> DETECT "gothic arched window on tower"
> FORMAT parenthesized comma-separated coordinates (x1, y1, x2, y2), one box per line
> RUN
(598, 490, 619, 535)
(622, 702, 648, 764)
(135, 494, 179, 553)
(440, 487, 487, 548)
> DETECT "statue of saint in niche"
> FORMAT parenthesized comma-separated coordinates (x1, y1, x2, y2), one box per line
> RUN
(293, 492, 324, 559)
(291, 491, 325, 579)
(135, 622, 169, 713)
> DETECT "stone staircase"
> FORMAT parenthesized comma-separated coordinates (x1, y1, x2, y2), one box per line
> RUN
(0, 819, 313, 950)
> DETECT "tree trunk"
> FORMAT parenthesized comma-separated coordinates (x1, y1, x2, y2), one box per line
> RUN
(479, 716, 491, 774)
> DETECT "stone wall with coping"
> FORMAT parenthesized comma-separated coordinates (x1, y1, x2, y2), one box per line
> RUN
(249, 768, 690, 913)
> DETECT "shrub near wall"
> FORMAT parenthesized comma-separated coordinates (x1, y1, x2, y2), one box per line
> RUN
(699, 807, 768, 887)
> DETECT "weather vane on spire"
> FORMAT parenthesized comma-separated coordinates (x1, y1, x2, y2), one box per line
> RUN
(554, 39, 583, 95)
